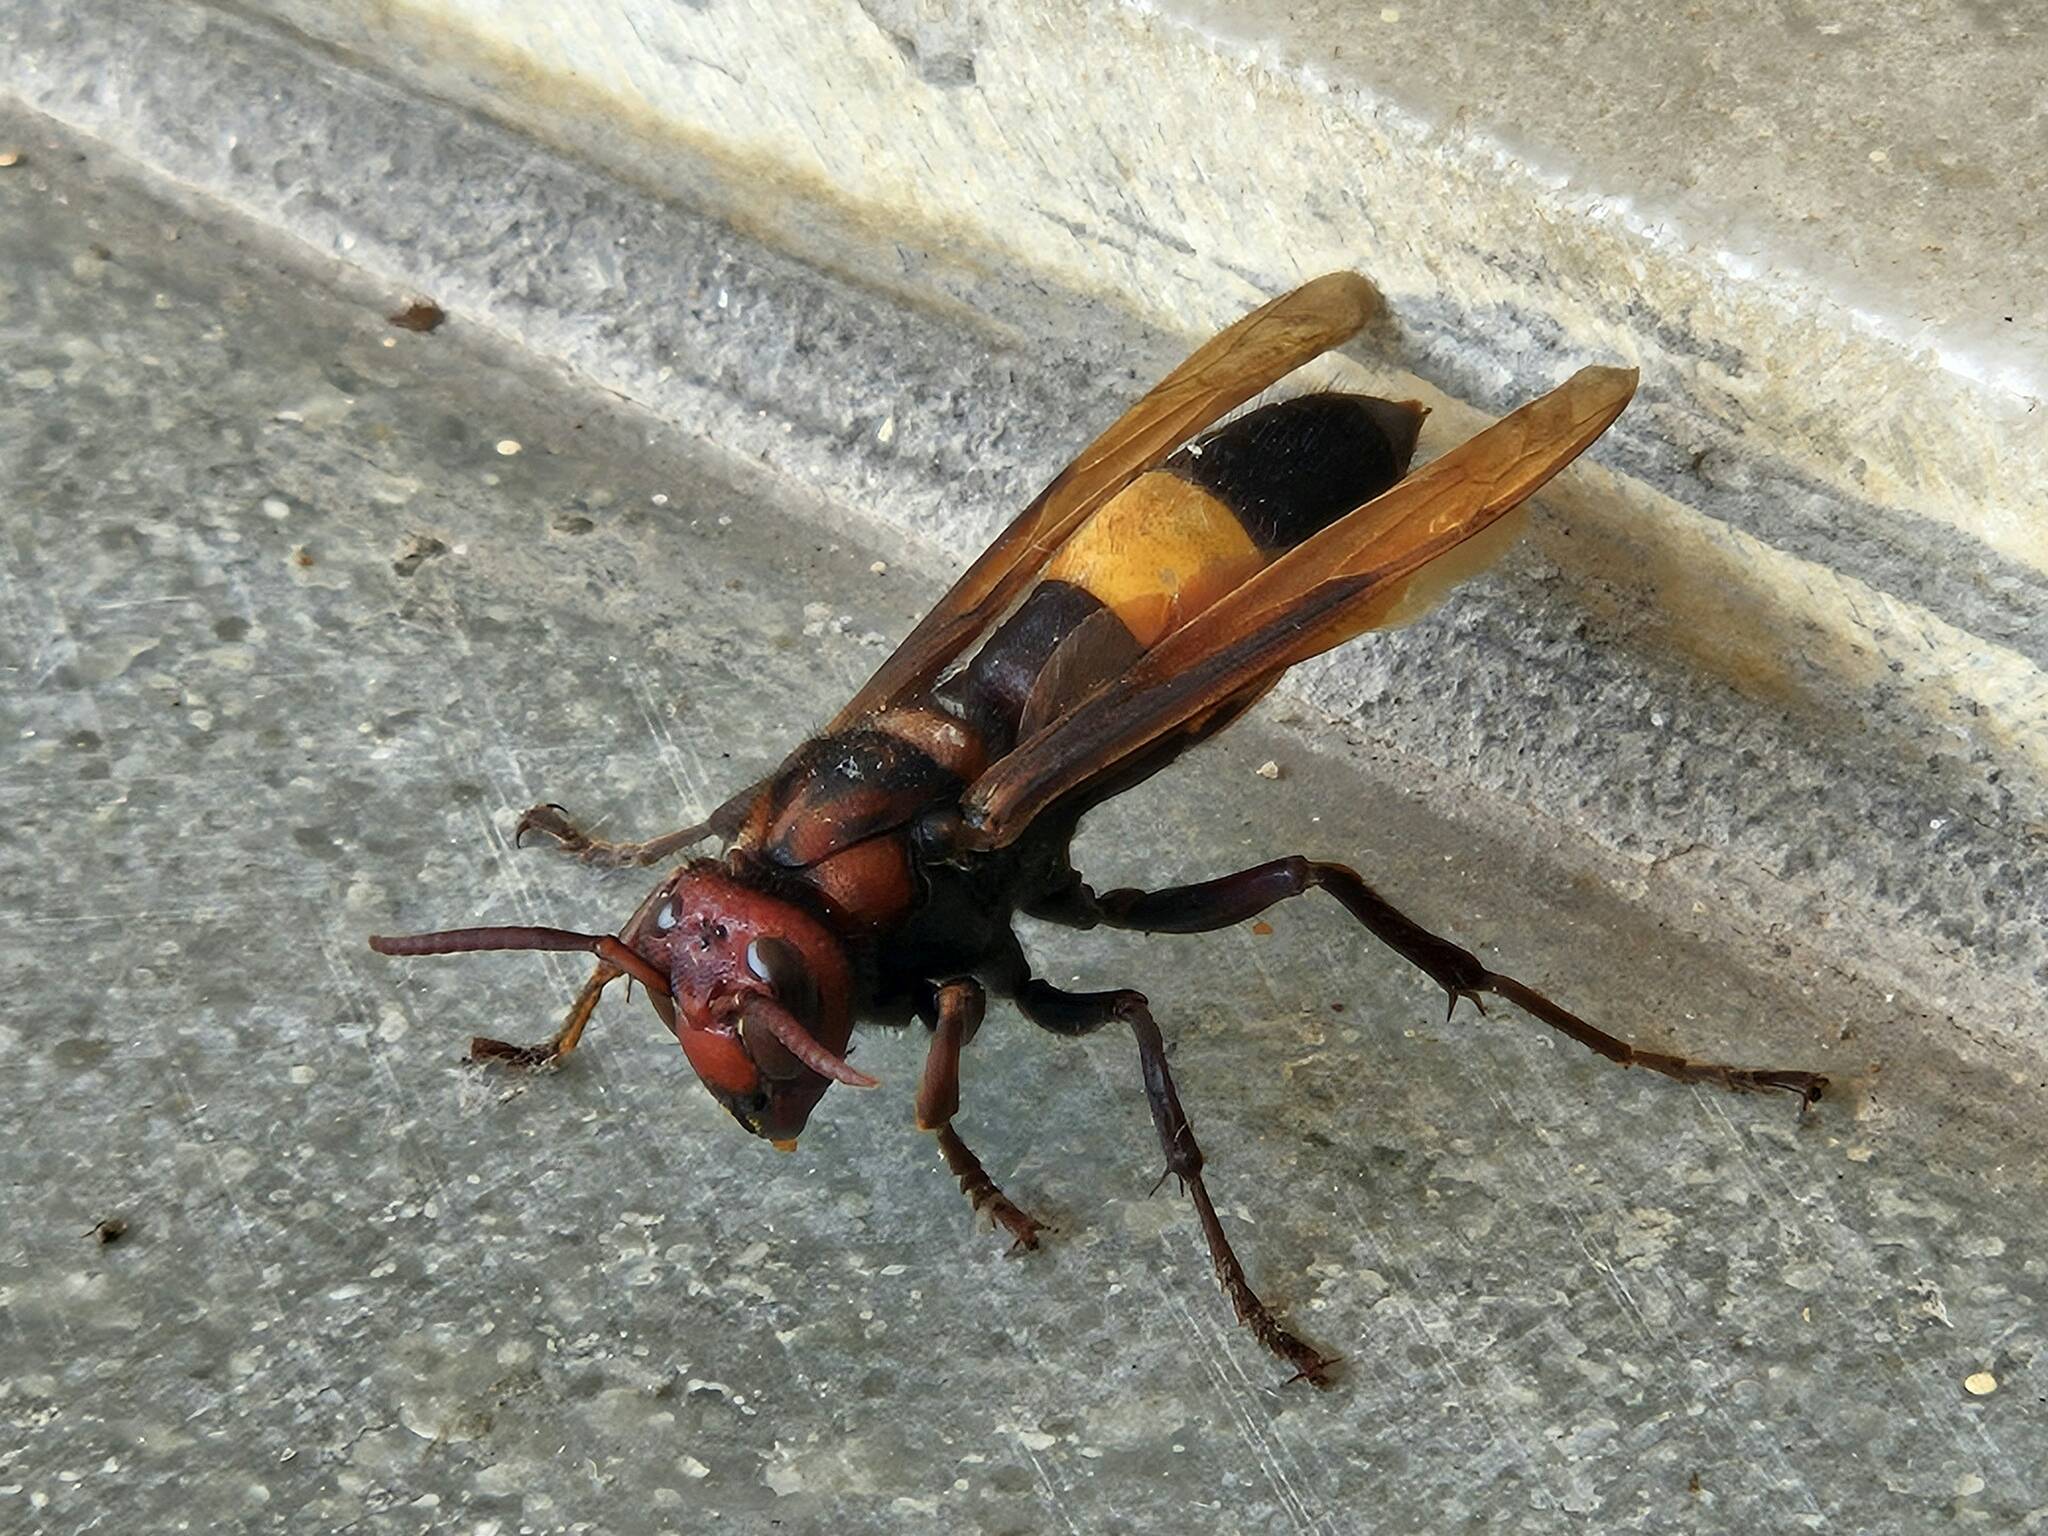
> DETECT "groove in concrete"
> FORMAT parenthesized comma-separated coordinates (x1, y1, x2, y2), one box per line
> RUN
(2, 0, 2039, 1051)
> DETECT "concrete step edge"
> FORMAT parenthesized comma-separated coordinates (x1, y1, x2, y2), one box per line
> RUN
(5, 0, 2036, 1061)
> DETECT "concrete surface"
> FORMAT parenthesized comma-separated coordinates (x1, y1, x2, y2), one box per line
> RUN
(179, 0, 2048, 597)
(7, 104, 2048, 1536)
(200, 0, 2048, 551)
(5, 0, 2043, 1071)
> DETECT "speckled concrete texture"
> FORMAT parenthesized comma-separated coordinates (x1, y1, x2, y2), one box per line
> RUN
(4, 108, 2048, 1536)
(4, 0, 2042, 1062)
(168, 0, 2048, 611)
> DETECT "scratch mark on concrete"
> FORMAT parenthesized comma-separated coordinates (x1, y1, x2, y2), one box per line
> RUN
(1167, 1289, 1343, 1536)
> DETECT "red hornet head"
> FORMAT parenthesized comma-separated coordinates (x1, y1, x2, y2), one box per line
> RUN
(367, 860, 872, 1147)
(637, 863, 867, 1143)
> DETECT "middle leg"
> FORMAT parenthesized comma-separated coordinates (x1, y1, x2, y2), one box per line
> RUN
(918, 978, 1043, 1251)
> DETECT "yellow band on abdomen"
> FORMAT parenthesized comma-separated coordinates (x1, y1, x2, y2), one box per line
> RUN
(1044, 473, 1266, 648)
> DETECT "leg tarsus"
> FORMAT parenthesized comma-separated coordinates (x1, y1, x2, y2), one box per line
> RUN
(1309, 863, 1828, 1105)
(1481, 970, 1827, 1106)
(934, 1124, 1044, 1252)
(466, 963, 616, 1070)
(1114, 993, 1337, 1388)
(513, 802, 713, 869)
(511, 804, 571, 850)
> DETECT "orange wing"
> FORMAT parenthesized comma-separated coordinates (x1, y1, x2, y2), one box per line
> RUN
(827, 272, 1381, 730)
(958, 365, 1640, 848)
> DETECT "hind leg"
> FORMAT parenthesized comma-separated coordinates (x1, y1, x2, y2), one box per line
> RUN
(1038, 857, 1826, 1103)
(1011, 975, 1335, 1386)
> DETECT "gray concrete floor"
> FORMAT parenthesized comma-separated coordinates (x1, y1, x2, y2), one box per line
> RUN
(5, 113, 2047, 1535)
(15, 0, 2043, 1057)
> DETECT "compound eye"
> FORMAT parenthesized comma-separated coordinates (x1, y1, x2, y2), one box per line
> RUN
(653, 900, 677, 931)
(745, 936, 819, 1024)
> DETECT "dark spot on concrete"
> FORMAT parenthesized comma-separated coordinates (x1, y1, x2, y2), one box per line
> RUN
(431, 411, 477, 451)
(857, 2, 977, 86)
(392, 533, 449, 577)
(69, 729, 102, 751)
(214, 615, 250, 641)
(462, 613, 547, 647)
(52, 1036, 113, 1069)
(914, 49, 976, 87)
(388, 299, 446, 332)
(552, 513, 595, 535)
(291, 825, 341, 859)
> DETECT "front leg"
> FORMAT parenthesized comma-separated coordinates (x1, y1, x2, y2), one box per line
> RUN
(467, 961, 616, 1068)
(1046, 857, 1826, 1105)
(918, 979, 1043, 1251)
(1012, 977, 1335, 1387)
(513, 774, 772, 869)
(460, 881, 681, 1069)
(514, 803, 716, 869)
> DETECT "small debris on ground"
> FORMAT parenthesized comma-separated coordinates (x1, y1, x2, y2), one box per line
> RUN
(1256, 760, 1283, 779)
(1964, 1371, 1998, 1396)
(87, 1217, 128, 1244)
(392, 533, 449, 577)
(388, 298, 446, 332)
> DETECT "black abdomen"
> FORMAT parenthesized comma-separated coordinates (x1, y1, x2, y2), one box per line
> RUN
(1164, 393, 1426, 550)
